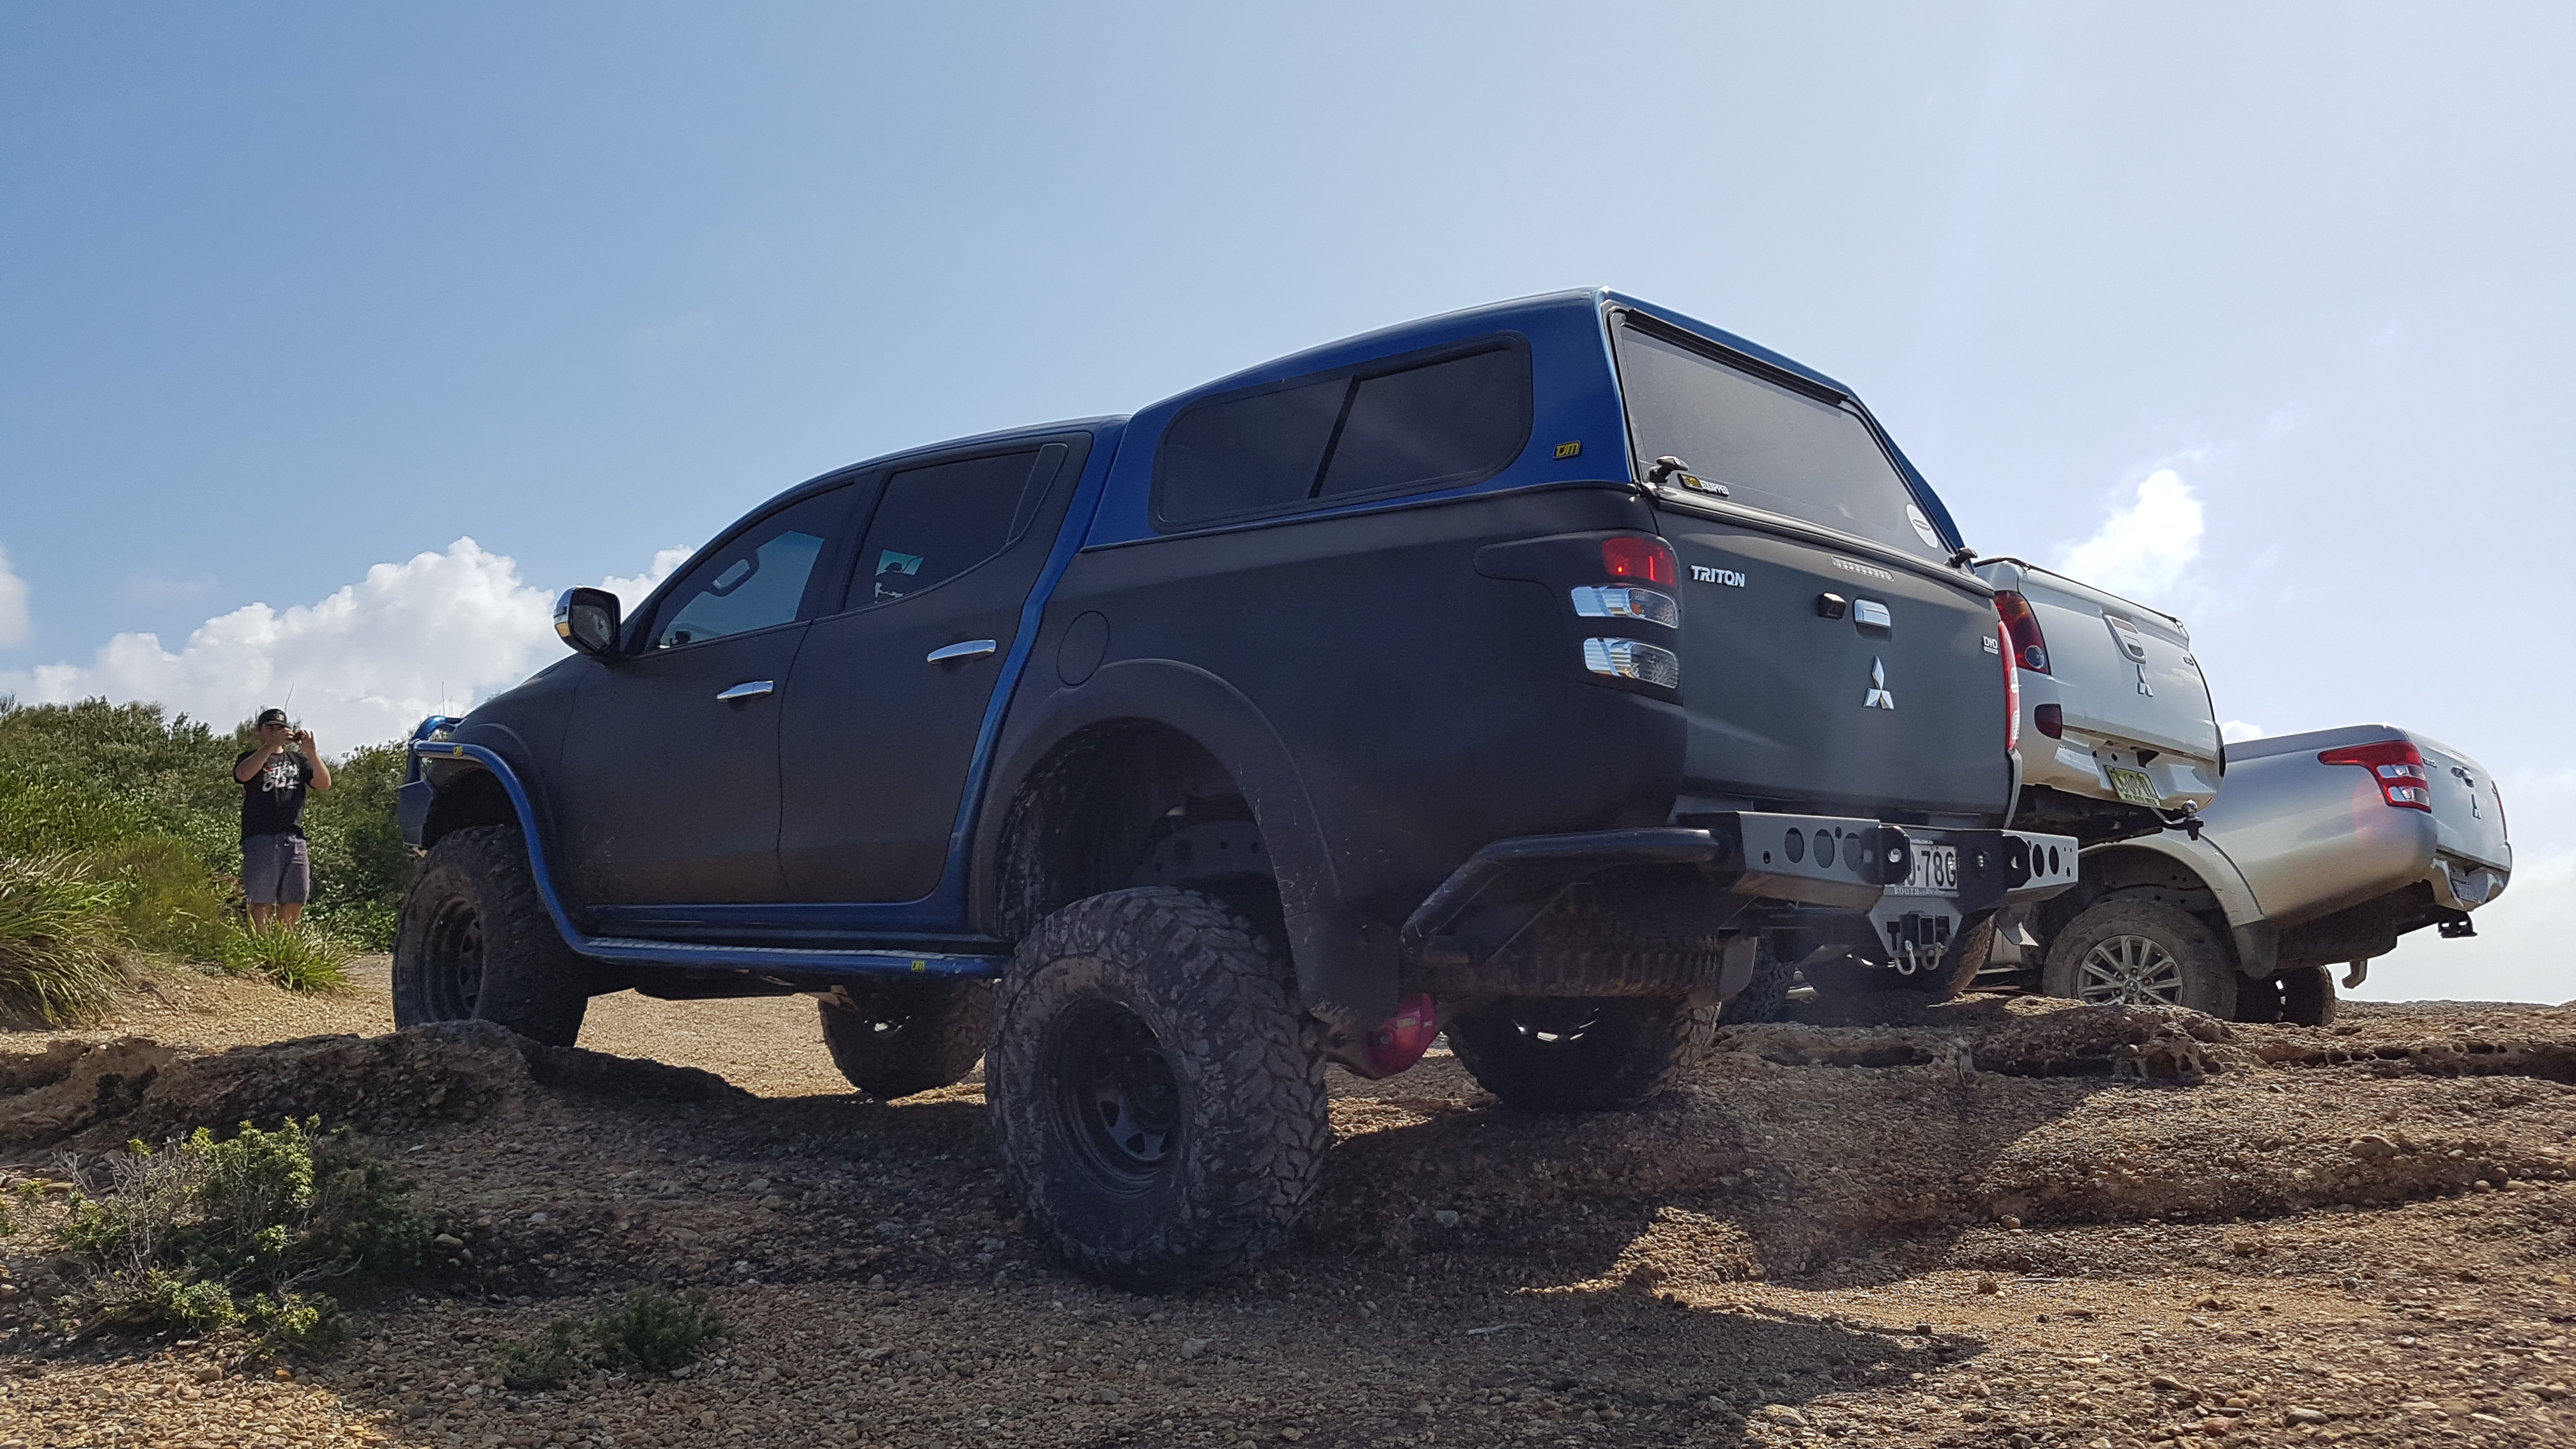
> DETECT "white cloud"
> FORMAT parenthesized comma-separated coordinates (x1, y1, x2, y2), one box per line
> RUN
(0, 544, 30, 648)
(2054, 468, 2204, 608)
(2220, 720, 2267, 742)
(0, 539, 686, 751)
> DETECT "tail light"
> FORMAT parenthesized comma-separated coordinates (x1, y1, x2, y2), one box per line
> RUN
(2319, 740, 2433, 811)
(1601, 535, 1677, 588)
(2034, 703, 2064, 739)
(2001, 625, 2020, 753)
(1993, 590, 2051, 673)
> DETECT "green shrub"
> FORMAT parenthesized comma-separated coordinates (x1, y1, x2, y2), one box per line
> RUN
(499, 1287, 726, 1386)
(0, 854, 126, 1024)
(217, 924, 355, 994)
(50, 1117, 429, 1349)
(502, 1317, 586, 1388)
(84, 837, 234, 961)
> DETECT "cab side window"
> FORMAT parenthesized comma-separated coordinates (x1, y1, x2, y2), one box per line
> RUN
(852, 450, 1046, 605)
(650, 486, 851, 650)
(1154, 338, 1530, 528)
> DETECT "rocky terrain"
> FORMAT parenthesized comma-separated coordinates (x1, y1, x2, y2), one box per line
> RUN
(0, 967, 2571, 1449)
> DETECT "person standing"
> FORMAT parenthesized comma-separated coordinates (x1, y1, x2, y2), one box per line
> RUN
(233, 707, 333, 929)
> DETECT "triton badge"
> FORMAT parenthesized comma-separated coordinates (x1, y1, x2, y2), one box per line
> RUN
(1862, 657, 1896, 710)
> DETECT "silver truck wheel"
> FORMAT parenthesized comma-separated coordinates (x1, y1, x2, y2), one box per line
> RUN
(2073, 934, 2184, 1004)
(2041, 894, 2237, 1018)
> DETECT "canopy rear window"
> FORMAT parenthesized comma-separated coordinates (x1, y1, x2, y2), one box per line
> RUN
(1613, 316, 1947, 561)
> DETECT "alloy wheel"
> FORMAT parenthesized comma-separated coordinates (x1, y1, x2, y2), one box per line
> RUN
(2074, 932, 2184, 1006)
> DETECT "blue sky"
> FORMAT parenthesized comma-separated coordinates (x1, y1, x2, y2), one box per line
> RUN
(3, 3, 2570, 999)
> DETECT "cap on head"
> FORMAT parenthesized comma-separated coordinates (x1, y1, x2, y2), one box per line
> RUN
(256, 708, 290, 728)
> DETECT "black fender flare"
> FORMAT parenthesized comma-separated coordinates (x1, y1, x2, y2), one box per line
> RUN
(970, 657, 1400, 1026)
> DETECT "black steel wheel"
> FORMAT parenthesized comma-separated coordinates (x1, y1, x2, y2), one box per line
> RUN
(987, 887, 1328, 1290)
(1443, 993, 1718, 1112)
(1054, 999, 1183, 1190)
(414, 895, 487, 1022)
(394, 825, 594, 1046)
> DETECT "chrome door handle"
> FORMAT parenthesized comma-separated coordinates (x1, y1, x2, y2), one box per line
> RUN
(926, 639, 999, 664)
(715, 680, 776, 702)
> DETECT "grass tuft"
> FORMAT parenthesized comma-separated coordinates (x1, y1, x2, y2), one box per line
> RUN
(217, 923, 355, 993)
(0, 854, 126, 1024)
(501, 1287, 728, 1386)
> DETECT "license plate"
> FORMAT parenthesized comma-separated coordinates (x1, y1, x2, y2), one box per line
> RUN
(1889, 842, 1958, 896)
(2108, 766, 2161, 808)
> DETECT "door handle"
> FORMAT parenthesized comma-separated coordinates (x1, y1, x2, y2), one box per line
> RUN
(715, 680, 776, 702)
(926, 640, 999, 664)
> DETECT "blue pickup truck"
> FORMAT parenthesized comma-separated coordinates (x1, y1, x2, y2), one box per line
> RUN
(397, 288, 2078, 1287)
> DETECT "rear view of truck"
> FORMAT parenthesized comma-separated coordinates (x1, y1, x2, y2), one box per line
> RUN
(1600, 302, 2073, 1000)
(2014, 723, 2510, 1023)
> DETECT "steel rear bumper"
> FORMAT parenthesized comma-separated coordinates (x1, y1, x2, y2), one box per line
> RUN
(1400, 813, 2080, 969)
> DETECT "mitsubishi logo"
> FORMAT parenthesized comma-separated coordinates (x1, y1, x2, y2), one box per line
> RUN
(1862, 657, 1896, 710)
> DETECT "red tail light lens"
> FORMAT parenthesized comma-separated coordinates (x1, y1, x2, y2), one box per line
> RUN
(1993, 590, 2050, 673)
(1602, 536, 1677, 588)
(2319, 740, 2433, 811)
(2001, 625, 2021, 753)
(2034, 703, 2064, 739)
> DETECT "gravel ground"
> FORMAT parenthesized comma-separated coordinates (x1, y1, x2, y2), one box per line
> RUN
(1, 967, 2572, 1449)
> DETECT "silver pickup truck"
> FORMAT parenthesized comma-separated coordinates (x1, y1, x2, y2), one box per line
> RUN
(1982, 724, 2512, 1023)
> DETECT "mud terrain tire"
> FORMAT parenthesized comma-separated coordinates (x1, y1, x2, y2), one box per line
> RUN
(395, 825, 594, 1047)
(986, 887, 1329, 1290)
(817, 979, 994, 1100)
(1443, 995, 1719, 1111)
(1720, 943, 1802, 1024)
(2042, 894, 2237, 1018)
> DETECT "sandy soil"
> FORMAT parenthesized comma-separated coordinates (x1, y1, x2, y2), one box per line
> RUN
(1, 967, 2572, 1449)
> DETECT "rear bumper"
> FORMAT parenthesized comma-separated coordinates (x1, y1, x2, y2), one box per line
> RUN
(1400, 813, 2080, 977)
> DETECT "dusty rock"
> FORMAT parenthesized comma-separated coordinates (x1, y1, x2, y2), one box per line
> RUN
(3, 981, 2574, 1448)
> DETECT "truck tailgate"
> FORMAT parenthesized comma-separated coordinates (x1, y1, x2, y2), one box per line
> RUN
(2412, 732, 2512, 873)
(1985, 562, 2219, 762)
(1655, 509, 2013, 816)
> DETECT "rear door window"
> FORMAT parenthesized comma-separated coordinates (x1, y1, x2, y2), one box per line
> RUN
(851, 449, 1050, 605)
(1155, 339, 1530, 527)
(1613, 316, 1947, 561)
(650, 486, 854, 650)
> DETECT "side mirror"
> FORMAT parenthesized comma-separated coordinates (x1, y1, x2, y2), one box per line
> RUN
(554, 587, 623, 661)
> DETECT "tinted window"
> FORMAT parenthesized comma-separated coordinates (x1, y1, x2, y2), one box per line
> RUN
(854, 450, 1043, 604)
(1156, 378, 1344, 523)
(1156, 341, 1530, 526)
(1614, 320, 1945, 560)
(652, 487, 851, 649)
(1319, 347, 1528, 496)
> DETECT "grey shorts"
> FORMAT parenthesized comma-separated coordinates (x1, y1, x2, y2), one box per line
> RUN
(241, 833, 310, 905)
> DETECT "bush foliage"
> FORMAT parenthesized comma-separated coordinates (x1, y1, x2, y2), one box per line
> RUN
(502, 1287, 728, 1386)
(0, 699, 415, 971)
(50, 1117, 430, 1349)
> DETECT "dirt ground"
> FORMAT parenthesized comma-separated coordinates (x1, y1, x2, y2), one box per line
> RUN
(1, 963, 2573, 1449)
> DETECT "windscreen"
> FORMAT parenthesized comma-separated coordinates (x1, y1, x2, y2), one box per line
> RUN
(1614, 319, 1949, 562)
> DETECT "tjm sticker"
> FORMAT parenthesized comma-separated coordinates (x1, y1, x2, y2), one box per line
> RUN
(1691, 565, 1747, 588)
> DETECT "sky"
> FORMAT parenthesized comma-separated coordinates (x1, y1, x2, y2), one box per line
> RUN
(2, 3, 2569, 1002)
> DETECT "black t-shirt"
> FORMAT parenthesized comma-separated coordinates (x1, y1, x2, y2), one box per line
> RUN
(237, 749, 312, 839)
